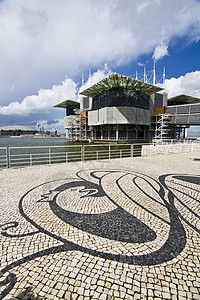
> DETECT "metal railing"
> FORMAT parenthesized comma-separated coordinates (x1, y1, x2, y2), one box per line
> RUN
(142, 140, 200, 156)
(0, 147, 8, 168)
(0, 141, 199, 169)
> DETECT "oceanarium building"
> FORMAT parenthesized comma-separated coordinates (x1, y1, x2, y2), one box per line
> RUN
(55, 73, 200, 141)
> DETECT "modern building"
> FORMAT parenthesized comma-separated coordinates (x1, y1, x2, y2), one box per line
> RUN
(55, 73, 200, 142)
(0, 125, 37, 137)
(54, 99, 80, 140)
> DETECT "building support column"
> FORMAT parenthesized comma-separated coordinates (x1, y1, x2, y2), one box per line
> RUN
(185, 128, 188, 138)
(108, 125, 110, 140)
(144, 126, 146, 140)
(116, 125, 119, 140)
(183, 127, 188, 139)
(101, 127, 103, 140)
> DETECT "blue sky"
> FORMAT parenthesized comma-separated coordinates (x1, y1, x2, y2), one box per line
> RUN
(116, 40, 200, 80)
(0, 0, 200, 135)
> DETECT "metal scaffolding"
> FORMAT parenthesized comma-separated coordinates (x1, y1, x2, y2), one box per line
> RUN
(153, 114, 171, 140)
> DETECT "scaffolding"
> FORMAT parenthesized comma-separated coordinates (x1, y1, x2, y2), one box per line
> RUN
(79, 110, 91, 140)
(153, 114, 171, 140)
(54, 74, 200, 142)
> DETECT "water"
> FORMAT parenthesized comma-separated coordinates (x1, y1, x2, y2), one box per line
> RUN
(0, 137, 68, 148)
(0, 137, 79, 168)
(0, 137, 141, 168)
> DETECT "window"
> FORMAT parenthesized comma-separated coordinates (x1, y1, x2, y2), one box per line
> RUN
(93, 87, 149, 110)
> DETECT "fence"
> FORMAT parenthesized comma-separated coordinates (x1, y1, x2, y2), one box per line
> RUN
(0, 141, 199, 169)
(142, 141, 200, 156)
(0, 147, 8, 168)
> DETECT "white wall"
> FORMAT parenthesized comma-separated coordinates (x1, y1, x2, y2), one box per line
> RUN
(88, 107, 151, 126)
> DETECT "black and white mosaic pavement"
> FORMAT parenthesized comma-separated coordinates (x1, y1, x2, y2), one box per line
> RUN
(0, 155, 200, 299)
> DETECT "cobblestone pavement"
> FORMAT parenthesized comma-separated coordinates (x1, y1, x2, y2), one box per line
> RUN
(0, 152, 200, 299)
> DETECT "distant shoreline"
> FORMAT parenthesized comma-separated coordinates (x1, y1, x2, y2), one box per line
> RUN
(0, 135, 65, 139)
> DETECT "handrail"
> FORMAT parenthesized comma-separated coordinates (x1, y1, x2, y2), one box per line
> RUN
(0, 141, 199, 169)
(0, 147, 7, 168)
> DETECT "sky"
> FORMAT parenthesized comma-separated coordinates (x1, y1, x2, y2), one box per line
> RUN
(0, 0, 200, 135)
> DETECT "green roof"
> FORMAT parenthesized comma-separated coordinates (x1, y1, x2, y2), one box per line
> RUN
(168, 94, 200, 106)
(79, 73, 163, 97)
(54, 99, 80, 108)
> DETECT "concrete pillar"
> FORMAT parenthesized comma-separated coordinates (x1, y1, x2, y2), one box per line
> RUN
(108, 125, 110, 140)
(183, 127, 186, 139)
(101, 127, 103, 140)
(93, 127, 96, 139)
(116, 125, 118, 140)
(183, 127, 188, 139)
(185, 128, 188, 138)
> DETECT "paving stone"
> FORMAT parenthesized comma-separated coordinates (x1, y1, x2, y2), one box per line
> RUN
(0, 153, 200, 299)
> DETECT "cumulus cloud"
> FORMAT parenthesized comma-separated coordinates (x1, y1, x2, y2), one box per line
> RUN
(79, 64, 112, 94)
(19, 6, 48, 36)
(0, 0, 200, 105)
(0, 65, 112, 116)
(153, 43, 168, 61)
(162, 71, 200, 98)
(0, 78, 77, 115)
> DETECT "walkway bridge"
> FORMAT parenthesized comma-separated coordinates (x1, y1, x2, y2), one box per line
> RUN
(153, 95, 200, 139)
(165, 95, 200, 125)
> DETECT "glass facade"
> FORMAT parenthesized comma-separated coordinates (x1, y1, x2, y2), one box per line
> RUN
(93, 124, 148, 140)
(66, 105, 79, 116)
(93, 87, 149, 110)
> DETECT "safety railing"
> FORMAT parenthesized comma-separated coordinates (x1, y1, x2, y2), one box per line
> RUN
(0, 147, 8, 168)
(0, 144, 142, 169)
(0, 141, 199, 169)
(142, 141, 200, 156)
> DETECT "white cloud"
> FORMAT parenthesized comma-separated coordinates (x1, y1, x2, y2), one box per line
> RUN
(79, 64, 112, 94)
(0, 78, 77, 115)
(0, 65, 112, 116)
(19, 6, 48, 36)
(163, 71, 200, 98)
(0, 0, 200, 105)
(153, 43, 168, 61)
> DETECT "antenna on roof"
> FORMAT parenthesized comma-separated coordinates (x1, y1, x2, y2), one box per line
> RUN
(144, 66, 146, 82)
(82, 73, 84, 85)
(163, 66, 166, 84)
(136, 70, 138, 80)
(153, 61, 156, 85)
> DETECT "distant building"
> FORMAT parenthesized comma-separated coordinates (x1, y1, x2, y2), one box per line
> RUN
(0, 125, 37, 137)
(55, 73, 200, 141)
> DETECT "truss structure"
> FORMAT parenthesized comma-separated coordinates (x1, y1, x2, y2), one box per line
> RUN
(153, 114, 171, 140)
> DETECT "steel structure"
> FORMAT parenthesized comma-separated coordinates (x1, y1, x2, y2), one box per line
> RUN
(55, 74, 200, 141)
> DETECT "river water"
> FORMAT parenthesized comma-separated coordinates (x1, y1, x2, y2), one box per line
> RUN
(0, 137, 68, 148)
(0, 137, 136, 168)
